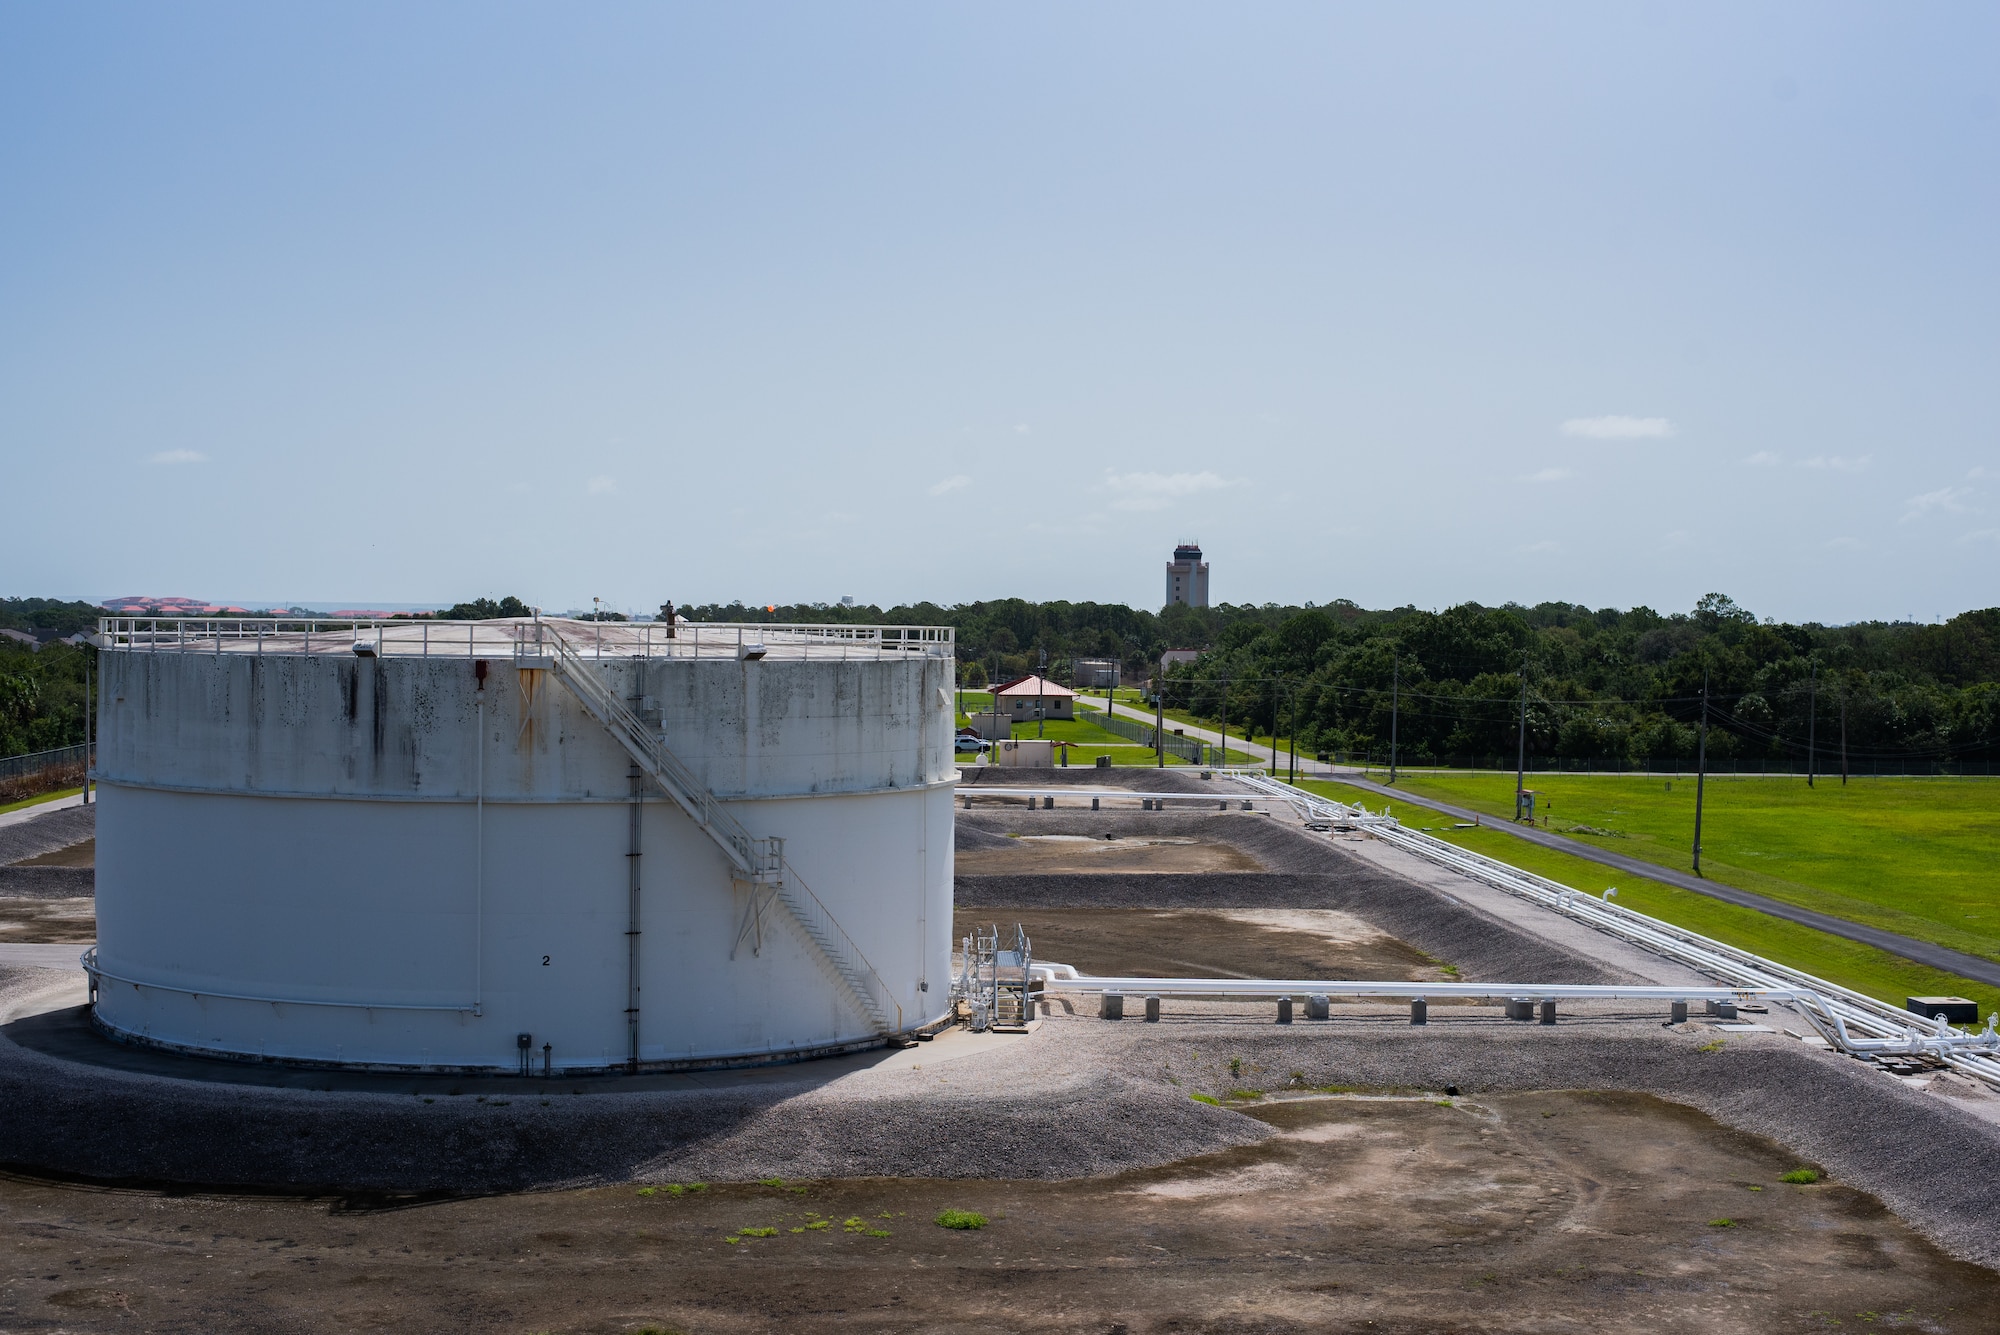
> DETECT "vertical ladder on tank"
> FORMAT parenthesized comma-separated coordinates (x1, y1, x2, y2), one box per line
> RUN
(532, 621, 898, 1036)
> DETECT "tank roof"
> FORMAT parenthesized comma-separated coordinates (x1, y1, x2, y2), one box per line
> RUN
(97, 616, 953, 661)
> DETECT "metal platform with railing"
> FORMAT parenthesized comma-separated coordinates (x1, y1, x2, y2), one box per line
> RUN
(95, 615, 953, 662)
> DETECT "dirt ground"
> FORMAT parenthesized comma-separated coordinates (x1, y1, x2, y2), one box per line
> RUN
(955, 906, 1452, 984)
(0, 898, 94, 943)
(955, 834, 1263, 876)
(2, 1089, 1991, 1334)
(1, 834, 94, 942)
(9, 838, 94, 869)
(6, 805, 1995, 1328)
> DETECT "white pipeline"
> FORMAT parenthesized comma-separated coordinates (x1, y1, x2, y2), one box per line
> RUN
(1215, 769, 2000, 1089)
(978, 768, 2000, 1089)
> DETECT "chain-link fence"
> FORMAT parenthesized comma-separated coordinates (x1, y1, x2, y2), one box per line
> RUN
(0, 744, 90, 803)
(1077, 707, 1207, 764)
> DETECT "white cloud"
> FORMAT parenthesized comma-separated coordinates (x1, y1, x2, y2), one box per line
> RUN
(1519, 540, 1559, 553)
(1957, 528, 2000, 545)
(1799, 454, 1871, 473)
(1743, 451, 1781, 467)
(1100, 469, 1240, 512)
(928, 474, 971, 497)
(1013, 423, 1031, 435)
(1901, 484, 1972, 521)
(1560, 415, 1674, 439)
(1824, 536, 1864, 550)
(586, 475, 617, 495)
(149, 449, 208, 465)
(1522, 467, 1572, 483)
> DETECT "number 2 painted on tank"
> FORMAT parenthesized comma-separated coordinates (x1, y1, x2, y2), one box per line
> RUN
(542, 955, 551, 966)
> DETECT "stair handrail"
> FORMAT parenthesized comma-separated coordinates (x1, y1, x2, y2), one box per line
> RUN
(533, 617, 898, 1035)
(532, 618, 770, 879)
(777, 856, 901, 1033)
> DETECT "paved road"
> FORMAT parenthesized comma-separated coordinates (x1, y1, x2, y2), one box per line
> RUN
(1093, 697, 1329, 778)
(0, 792, 87, 831)
(0, 943, 91, 972)
(1088, 697, 2000, 991)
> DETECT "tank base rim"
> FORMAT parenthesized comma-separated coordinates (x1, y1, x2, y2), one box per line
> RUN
(86, 1006, 955, 1078)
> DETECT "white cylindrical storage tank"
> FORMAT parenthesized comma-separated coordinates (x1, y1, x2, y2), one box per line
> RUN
(88, 617, 958, 1072)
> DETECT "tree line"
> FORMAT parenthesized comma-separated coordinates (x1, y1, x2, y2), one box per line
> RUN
(686, 593, 2000, 767)
(6, 593, 1998, 766)
(0, 599, 101, 758)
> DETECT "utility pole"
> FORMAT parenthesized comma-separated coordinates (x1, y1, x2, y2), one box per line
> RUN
(1693, 665, 1710, 876)
(1840, 689, 1849, 786)
(1287, 688, 1298, 784)
(1155, 661, 1166, 769)
(1218, 678, 1229, 769)
(82, 654, 93, 807)
(1389, 653, 1400, 785)
(1514, 651, 1529, 820)
(1036, 648, 1047, 739)
(1268, 687, 1280, 774)
(996, 649, 1012, 742)
(1806, 660, 1818, 788)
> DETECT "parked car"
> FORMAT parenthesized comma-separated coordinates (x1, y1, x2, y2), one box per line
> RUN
(954, 734, 991, 753)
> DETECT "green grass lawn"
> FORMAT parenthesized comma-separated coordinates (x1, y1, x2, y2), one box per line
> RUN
(949, 708, 1261, 766)
(955, 712, 1130, 746)
(0, 786, 84, 815)
(967, 687, 1305, 760)
(952, 708, 1192, 766)
(1346, 772, 2000, 967)
(1075, 705, 1271, 767)
(957, 744, 1199, 768)
(953, 703, 1265, 766)
(1080, 703, 1280, 767)
(1098, 700, 1312, 767)
(1291, 774, 2000, 1019)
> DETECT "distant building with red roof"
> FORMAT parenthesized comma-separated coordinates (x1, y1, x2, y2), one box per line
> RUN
(990, 674, 1076, 721)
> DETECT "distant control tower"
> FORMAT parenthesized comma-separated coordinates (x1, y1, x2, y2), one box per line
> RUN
(1166, 542, 1209, 607)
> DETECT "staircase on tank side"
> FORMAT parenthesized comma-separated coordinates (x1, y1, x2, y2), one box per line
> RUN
(530, 621, 897, 1036)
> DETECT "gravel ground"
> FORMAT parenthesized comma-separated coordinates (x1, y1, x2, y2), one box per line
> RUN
(0, 965, 1267, 1196)
(1091, 1010, 2000, 1272)
(1344, 836, 1718, 988)
(0, 803, 93, 866)
(5, 768, 1993, 1275)
(0, 867, 93, 898)
(956, 766, 1215, 794)
(4, 961, 1997, 1269)
(952, 823, 1015, 851)
(957, 810, 1639, 986)
(0, 959, 84, 1018)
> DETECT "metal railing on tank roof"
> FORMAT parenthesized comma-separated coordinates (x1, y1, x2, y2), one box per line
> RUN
(95, 616, 954, 661)
(520, 617, 951, 663)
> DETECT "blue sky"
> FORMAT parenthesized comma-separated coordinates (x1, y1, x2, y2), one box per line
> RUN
(2, 4, 1994, 621)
